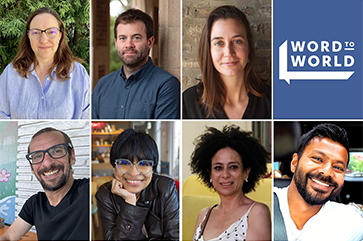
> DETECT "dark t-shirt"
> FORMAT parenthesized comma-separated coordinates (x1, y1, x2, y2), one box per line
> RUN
(19, 178, 89, 240)
(182, 85, 271, 119)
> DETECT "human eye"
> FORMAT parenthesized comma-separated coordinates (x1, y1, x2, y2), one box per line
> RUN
(234, 39, 242, 44)
(49, 145, 65, 156)
(138, 160, 152, 167)
(311, 156, 323, 162)
(119, 36, 126, 41)
(31, 152, 43, 162)
(133, 35, 142, 41)
(213, 40, 224, 47)
(46, 28, 57, 36)
(229, 165, 239, 170)
(117, 159, 131, 166)
(213, 165, 222, 171)
(52, 147, 63, 154)
(333, 165, 345, 172)
(30, 30, 40, 36)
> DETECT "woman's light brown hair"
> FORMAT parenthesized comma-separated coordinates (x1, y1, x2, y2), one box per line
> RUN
(197, 5, 268, 117)
(12, 7, 83, 82)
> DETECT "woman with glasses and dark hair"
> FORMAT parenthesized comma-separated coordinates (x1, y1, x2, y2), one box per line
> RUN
(95, 129, 179, 240)
(183, 5, 270, 119)
(190, 125, 271, 240)
(0, 7, 89, 119)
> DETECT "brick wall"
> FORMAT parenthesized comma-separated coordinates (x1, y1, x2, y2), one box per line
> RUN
(182, 0, 271, 91)
(15, 121, 90, 227)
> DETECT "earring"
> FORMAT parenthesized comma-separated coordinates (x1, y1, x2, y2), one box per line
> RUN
(245, 179, 248, 182)
(247, 58, 250, 63)
(210, 178, 212, 183)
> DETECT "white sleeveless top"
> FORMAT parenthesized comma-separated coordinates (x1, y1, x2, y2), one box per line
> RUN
(193, 202, 256, 241)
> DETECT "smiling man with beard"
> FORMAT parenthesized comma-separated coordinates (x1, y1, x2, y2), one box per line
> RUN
(0, 127, 89, 241)
(92, 8, 180, 119)
(274, 123, 363, 241)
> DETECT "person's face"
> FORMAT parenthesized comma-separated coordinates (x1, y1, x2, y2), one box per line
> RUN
(210, 18, 249, 78)
(114, 20, 154, 68)
(28, 13, 62, 63)
(291, 137, 348, 206)
(113, 157, 153, 197)
(28, 131, 75, 192)
(210, 147, 250, 196)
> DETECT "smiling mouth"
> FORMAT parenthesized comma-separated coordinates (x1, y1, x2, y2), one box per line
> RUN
(311, 178, 333, 187)
(43, 169, 59, 176)
(125, 179, 143, 184)
(220, 182, 233, 186)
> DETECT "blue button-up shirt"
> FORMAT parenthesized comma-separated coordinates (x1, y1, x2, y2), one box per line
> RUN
(92, 58, 180, 119)
(0, 62, 90, 119)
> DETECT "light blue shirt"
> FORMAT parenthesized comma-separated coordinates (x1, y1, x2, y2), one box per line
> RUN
(0, 62, 90, 119)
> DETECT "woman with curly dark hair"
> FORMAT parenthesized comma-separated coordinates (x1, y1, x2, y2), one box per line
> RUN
(190, 125, 271, 240)
(183, 5, 270, 119)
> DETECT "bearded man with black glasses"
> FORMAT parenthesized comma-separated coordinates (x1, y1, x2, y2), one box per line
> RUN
(0, 127, 89, 241)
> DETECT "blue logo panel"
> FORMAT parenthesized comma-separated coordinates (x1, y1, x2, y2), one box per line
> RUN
(273, 0, 363, 119)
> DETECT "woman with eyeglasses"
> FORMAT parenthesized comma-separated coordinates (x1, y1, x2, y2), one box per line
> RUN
(0, 7, 89, 119)
(95, 129, 179, 241)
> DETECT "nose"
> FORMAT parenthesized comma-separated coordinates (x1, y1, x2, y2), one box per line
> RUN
(319, 163, 334, 177)
(39, 32, 48, 43)
(129, 163, 139, 176)
(124, 38, 134, 49)
(223, 43, 235, 56)
(40, 151, 54, 166)
(222, 167, 230, 178)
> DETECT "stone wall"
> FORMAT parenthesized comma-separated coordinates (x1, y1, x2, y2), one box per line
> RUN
(158, 0, 181, 81)
(182, 0, 271, 91)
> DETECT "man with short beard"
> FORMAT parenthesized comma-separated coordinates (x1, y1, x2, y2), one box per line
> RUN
(92, 8, 180, 119)
(274, 123, 363, 241)
(0, 127, 89, 241)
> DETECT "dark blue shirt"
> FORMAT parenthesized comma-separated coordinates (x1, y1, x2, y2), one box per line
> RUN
(92, 58, 180, 119)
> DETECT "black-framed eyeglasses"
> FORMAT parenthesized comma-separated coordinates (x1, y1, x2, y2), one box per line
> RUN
(27, 27, 61, 40)
(26, 143, 72, 165)
(115, 159, 154, 175)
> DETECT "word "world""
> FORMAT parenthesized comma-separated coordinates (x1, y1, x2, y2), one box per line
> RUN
(290, 41, 354, 67)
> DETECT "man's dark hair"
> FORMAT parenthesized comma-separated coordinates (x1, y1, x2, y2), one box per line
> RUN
(28, 127, 73, 154)
(190, 125, 269, 194)
(297, 123, 349, 163)
(110, 129, 159, 171)
(114, 8, 154, 40)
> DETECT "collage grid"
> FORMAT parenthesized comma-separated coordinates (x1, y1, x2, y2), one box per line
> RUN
(0, 0, 362, 241)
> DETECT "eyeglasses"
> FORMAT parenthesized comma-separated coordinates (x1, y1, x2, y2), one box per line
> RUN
(115, 159, 153, 175)
(27, 28, 61, 40)
(26, 143, 72, 165)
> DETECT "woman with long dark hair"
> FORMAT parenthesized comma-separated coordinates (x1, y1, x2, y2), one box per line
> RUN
(183, 6, 270, 119)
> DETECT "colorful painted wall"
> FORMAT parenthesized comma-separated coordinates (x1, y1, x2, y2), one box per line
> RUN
(0, 121, 18, 225)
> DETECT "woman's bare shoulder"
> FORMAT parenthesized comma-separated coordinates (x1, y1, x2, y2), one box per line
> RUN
(197, 206, 212, 220)
(249, 202, 270, 216)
